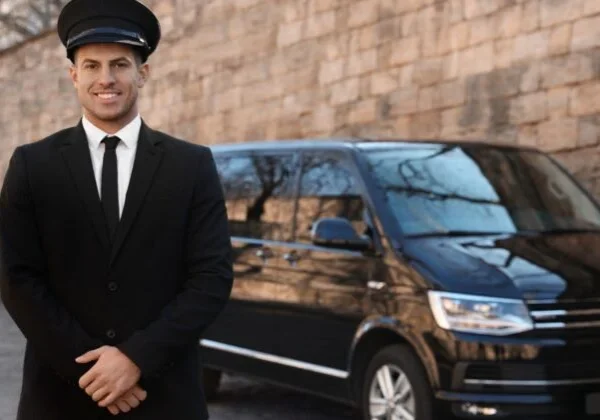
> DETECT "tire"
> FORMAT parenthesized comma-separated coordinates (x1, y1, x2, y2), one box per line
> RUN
(359, 344, 434, 420)
(201, 367, 222, 402)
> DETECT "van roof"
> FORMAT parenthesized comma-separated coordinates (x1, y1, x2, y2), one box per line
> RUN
(208, 138, 538, 154)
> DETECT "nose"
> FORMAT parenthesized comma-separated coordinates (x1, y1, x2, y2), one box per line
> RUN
(97, 66, 116, 86)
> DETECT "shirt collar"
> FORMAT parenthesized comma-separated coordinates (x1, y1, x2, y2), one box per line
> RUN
(82, 115, 142, 150)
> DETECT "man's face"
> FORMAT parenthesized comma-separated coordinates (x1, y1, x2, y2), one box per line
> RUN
(69, 43, 149, 130)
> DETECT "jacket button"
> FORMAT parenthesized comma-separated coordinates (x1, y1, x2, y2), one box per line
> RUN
(106, 329, 116, 339)
(108, 282, 118, 292)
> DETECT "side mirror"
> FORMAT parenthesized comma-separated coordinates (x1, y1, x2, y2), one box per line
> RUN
(311, 217, 372, 251)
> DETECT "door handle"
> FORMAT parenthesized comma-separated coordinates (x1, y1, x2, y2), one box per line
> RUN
(283, 251, 301, 265)
(256, 247, 274, 261)
(367, 281, 387, 291)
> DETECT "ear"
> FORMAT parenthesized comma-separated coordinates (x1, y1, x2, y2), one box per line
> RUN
(137, 63, 150, 88)
(69, 64, 78, 88)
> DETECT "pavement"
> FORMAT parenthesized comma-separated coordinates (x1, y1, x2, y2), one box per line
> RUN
(0, 304, 23, 420)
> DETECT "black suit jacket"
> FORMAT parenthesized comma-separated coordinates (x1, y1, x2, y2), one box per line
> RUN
(0, 121, 233, 420)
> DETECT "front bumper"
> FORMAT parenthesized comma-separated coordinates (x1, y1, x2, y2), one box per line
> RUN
(437, 388, 600, 418)
(428, 330, 600, 418)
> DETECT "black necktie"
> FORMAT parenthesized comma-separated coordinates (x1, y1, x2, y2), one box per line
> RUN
(101, 136, 120, 241)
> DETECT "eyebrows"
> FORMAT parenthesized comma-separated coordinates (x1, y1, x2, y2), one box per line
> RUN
(80, 56, 133, 65)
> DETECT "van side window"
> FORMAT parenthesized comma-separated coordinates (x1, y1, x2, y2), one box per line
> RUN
(295, 153, 367, 244)
(215, 153, 296, 242)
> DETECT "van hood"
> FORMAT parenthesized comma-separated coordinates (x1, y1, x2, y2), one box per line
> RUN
(402, 232, 600, 301)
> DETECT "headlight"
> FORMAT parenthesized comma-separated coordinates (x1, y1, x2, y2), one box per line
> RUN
(427, 291, 533, 336)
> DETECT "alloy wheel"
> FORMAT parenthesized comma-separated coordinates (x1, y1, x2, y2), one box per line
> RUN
(368, 364, 416, 420)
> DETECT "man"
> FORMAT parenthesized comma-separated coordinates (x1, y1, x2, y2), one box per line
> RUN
(0, 0, 233, 418)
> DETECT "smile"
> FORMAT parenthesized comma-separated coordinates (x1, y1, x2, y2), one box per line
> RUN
(95, 93, 120, 99)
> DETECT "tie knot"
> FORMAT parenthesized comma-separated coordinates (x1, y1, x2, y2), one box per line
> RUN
(102, 136, 120, 150)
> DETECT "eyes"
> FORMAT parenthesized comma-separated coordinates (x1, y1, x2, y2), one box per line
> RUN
(82, 61, 130, 70)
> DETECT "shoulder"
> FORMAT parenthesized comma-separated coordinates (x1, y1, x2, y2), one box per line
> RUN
(148, 127, 214, 160)
(14, 126, 77, 158)
(147, 129, 223, 187)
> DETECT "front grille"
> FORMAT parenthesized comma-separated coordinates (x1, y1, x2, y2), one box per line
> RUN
(465, 362, 600, 382)
(460, 361, 600, 391)
(527, 298, 600, 330)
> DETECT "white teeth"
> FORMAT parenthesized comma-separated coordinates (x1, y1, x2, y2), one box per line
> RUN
(97, 93, 117, 99)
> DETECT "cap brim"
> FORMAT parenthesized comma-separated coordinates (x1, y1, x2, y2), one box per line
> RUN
(67, 27, 149, 50)
(68, 36, 147, 50)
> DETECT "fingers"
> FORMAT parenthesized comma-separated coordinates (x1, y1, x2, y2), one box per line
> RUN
(78, 373, 94, 390)
(82, 351, 140, 407)
(99, 391, 118, 407)
(116, 399, 132, 413)
(105, 385, 148, 415)
(123, 391, 141, 409)
(98, 385, 128, 408)
(78, 367, 98, 390)
(84, 376, 105, 398)
(91, 386, 110, 403)
(131, 385, 147, 402)
(75, 346, 107, 364)
(107, 404, 120, 416)
(75, 352, 97, 364)
(107, 385, 146, 416)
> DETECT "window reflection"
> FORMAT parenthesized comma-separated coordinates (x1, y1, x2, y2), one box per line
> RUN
(295, 153, 366, 243)
(364, 145, 600, 236)
(215, 154, 296, 241)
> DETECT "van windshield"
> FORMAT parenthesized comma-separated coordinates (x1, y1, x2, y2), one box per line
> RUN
(362, 144, 600, 237)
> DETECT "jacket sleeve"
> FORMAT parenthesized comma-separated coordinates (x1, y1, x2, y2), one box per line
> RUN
(117, 147, 233, 379)
(0, 146, 104, 384)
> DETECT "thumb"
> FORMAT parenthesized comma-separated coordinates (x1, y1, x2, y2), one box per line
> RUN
(75, 347, 105, 363)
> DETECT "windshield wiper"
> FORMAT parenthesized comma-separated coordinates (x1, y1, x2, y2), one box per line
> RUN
(527, 227, 600, 235)
(405, 230, 512, 238)
(406, 228, 600, 238)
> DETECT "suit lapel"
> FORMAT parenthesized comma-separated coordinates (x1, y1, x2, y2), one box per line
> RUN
(110, 122, 163, 265)
(59, 121, 111, 252)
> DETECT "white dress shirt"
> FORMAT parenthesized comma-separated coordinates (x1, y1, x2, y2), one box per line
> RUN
(82, 115, 141, 218)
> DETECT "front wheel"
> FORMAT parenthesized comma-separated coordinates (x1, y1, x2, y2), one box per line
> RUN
(360, 345, 434, 420)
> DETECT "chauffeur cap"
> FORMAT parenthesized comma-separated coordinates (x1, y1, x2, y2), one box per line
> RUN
(57, 0, 161, 63)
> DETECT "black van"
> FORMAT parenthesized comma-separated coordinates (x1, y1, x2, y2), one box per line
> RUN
(199, 139, 600, 419)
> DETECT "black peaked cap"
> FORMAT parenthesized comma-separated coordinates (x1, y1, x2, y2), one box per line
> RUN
(57, 0, 161, 62)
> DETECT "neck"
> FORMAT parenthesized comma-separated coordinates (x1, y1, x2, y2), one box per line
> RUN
(83, 110, 138, 135)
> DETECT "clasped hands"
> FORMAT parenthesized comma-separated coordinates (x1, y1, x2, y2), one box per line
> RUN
(76, 345, 146, 415)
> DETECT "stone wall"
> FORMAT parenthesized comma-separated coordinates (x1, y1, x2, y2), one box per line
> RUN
(1, 0, 599, 193)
